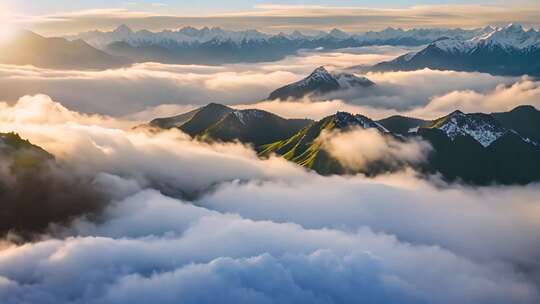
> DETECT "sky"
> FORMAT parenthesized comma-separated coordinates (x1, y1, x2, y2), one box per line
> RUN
(6, 0, 522, 14)
(4, 0, 540, 35)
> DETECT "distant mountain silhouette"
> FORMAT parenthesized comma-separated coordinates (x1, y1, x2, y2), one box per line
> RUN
(371, 24, 540, 77)
(268, 66, 374, 100)
(0, 30, 131, 70)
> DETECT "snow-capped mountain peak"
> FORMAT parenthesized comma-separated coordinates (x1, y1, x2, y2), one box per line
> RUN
(293, 66, 339, 89)
(68, 24, 499, 52)
(334, 73, 375, 88)
(432, 111, 507, 147)
(69, 26, 271, 49)
(430, 23, 540, 53)
(372, 23, 540, 77)
(288, 30, 308, 40)
(505, 23, 523, 31)
(432, 38, 471, 53)
(329, 28, 350, 39)
(473, 23, 540, 50)
(114, 24, 133, 33)
(267, 66, 375, 100)
(333, 112, 388, 132)
(294, 66, 374, 90)
(233, 109, 265, 125)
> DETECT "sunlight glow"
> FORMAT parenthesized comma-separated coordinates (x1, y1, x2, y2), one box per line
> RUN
(0, 8, 17, 45)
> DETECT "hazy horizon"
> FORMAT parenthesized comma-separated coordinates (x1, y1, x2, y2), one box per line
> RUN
(3, 1, 540, 36)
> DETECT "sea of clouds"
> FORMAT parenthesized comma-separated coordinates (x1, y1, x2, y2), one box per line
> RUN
(0, 45, 540, 303)
(0, 46, 538, 122)
(0, 95, 538, 303)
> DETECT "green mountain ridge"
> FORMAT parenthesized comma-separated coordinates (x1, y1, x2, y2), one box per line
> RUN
(260, 112, 394, 175)
(147, 103, 540, 185)
(376, 115, 430, 135)
(0, 132, 53, 170)
(149, 103, 313, 148)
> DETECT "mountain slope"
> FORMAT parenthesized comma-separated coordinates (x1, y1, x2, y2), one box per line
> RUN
(424, 110, 508, 147)
(260, 112, 388, 174)
(492, 105, 540, 143)
(371, 24, 540, 77)
(149, 103, 312, 147)
(150, 103, 233, 137)
(417, 128, 540, 185)
(268, 66, 374, 100)
(69, 25, 490, 64)
(414, 109, 540, 184)
(261, 107, 540, 184)
(377, 115, 430, 135)
(0, 30, 130, 70)
(201, 110, 312, 147)
(0, 133, 110, 238)
(148, 104, 540, 185)
(0, 132, 52, 169)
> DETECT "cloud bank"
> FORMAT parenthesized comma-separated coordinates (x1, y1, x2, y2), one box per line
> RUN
(1, 188, 539, 304)
(0, 95, 539, 302)
(318, 128, 432, 171)
(0, 53, 523, 121)
(0, 95, 304, 197)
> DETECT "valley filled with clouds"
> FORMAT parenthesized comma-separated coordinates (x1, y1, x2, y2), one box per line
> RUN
(0, 45, 533, 122)
(0, 94, 540, 303)
(1, 17, 540, 303)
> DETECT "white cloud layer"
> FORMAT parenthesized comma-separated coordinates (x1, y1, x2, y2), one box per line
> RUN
(0, 47, 524, 121)
(410, 78, 540, 118)
(1, 188, 539, 303)
(318, 128, 432, 170)
(0, 95, 304, 196)
(1, 24, 540, 301)
(0, 94, 539, 303)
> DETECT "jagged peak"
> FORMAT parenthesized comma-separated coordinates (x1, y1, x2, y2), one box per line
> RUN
(381, 27, 404, 33)
(449, 110, 465, 116)
(425, 22, 540, 53)
(333, 73, 375, 88)
(329, 28, 349, 38)
(332, 112, 386, 132)
(504, 23, 523, 31)
(113, 24, 133, 34)
(430, 110, 508, 147)
(304, 66, 337, 83)
(312, 66, 331, 75)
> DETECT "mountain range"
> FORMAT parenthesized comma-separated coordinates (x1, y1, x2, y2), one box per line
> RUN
(370, 23, 540, 77)
(66, 25, 492, 65)
(71, 25, 491, 50)
(148, 103, 313, 147)
(0, 30, 130, 70)
(4, 23, 539, 76)
(268, 66, 374, 100)
(145, 103, 540, 185)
